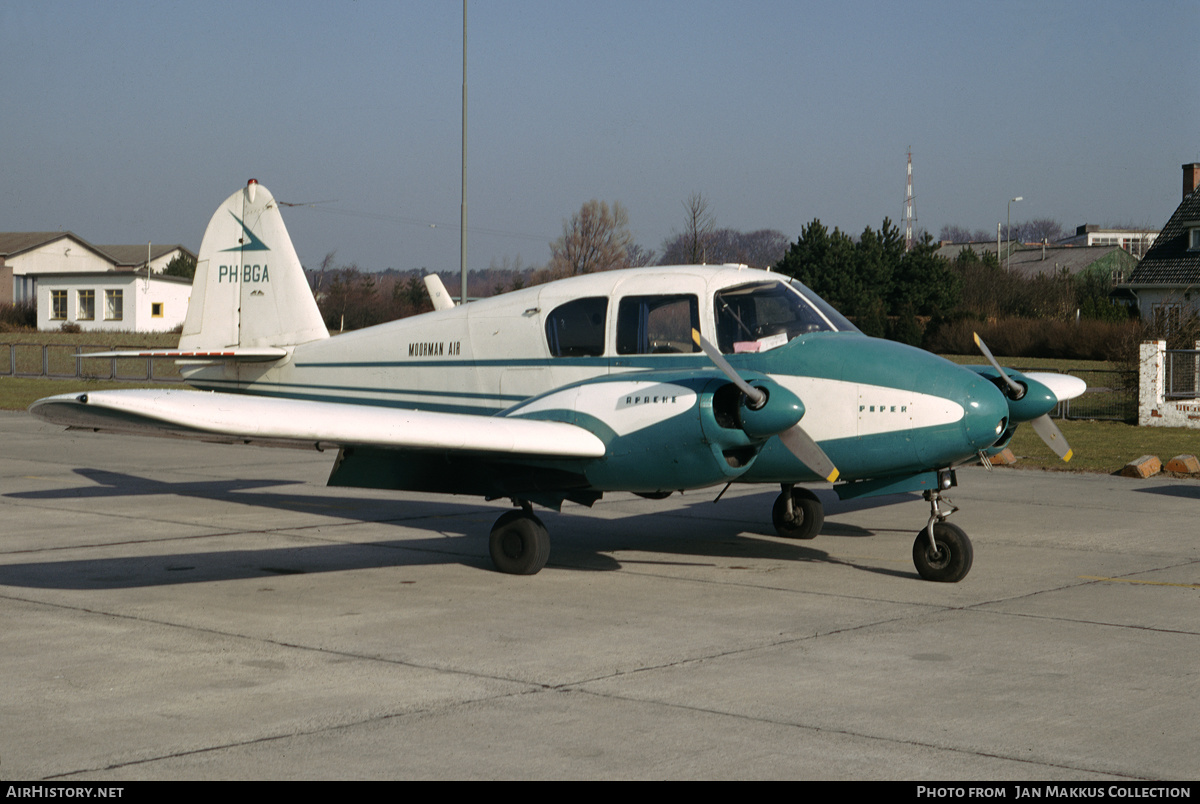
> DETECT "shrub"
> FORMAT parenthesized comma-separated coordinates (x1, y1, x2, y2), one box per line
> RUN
(922, 316, 1141, 362)
(0, 301, 36, 331)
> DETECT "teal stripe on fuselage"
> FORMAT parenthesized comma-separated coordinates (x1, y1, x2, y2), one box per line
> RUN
(293, 355, 712, 370)
(188, 382, 505, 415)
(191, 377, 525, 403)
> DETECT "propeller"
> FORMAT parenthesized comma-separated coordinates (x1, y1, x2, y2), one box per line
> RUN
(692, 329, 839, 482)
(973, 332, 1076, 462)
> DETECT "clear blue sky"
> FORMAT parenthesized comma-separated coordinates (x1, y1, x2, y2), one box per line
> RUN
(3, 0, 1196, 273)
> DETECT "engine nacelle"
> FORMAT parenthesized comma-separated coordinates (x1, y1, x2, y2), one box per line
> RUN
(505, 369, 776, 493)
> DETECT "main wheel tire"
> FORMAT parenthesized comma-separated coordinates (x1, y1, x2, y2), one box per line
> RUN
(912, 522, 973, 582)
(771, 487, 824, 540)
(489, 510, 550, 575)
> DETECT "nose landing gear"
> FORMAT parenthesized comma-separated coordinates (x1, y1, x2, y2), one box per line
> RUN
(912, 488, 973, 582)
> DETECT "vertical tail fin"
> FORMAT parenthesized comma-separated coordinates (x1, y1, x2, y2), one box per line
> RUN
(180, 180, 329, 350)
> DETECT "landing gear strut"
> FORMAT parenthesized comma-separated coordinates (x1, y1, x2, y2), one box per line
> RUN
(771, 483, 824, 540)
(912, 487, 973, 582)
(489, 503, 550, 575)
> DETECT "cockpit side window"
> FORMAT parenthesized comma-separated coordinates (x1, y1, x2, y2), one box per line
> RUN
(715, 280, 853, 353)
(545, 297, 607, 357)
(616, 295, 700, 355)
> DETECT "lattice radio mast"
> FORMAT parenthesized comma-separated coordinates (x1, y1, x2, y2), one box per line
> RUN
(903, 148, 917, 252)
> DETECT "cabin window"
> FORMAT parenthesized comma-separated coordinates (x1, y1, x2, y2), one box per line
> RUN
(714, 280, 857, 354)
(105, 289, 123, 321)
(51, 290, 67, 320)
(545, 297, 607, 357)
(616, 295, 700, 355)
(77, 290, 95, 320)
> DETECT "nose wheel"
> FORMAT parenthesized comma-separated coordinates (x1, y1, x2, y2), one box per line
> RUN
(912, 490, 973, 582)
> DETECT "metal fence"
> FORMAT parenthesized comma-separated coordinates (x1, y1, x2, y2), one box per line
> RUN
(1165, 349, 1200, 400)
(1060, 368, 1135, 421)
(0, 344, 183, 382)
(1009, 366, 1133, 422)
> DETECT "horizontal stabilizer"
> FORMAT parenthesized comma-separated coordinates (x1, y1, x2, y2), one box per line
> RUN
(78, 348, 287, 362)
(29, 389, 607, 458)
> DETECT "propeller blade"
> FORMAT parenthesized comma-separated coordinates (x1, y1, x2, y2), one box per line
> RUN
(692, 329, 766, 408)
(779, 425, 840, 482)
(973, 332, 1025, 398)
(1030, 413, 1073, 462)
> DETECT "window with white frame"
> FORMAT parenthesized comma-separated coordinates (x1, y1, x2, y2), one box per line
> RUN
(1189, 227, 1200, 251)
(1153, 302, 1183, 336)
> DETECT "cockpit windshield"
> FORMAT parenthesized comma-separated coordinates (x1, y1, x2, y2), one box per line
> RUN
(714, 279, 858, 354)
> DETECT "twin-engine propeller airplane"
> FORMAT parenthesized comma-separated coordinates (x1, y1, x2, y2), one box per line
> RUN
(32, 180, 1086, 582)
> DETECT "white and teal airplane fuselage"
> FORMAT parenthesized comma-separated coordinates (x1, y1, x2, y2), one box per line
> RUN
(33, 181, 1085, 581)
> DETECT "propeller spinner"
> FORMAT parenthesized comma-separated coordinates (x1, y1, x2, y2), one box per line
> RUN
(973, 332, 1085, 462)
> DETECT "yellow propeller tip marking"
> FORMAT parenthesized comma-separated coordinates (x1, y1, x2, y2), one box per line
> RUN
(827, 469, 840, 483)
(691, 328, 701, 348)
(1062, 450, 1073, 462)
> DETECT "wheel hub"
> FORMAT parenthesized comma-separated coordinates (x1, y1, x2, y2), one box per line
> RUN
(501, 531, 524, 559)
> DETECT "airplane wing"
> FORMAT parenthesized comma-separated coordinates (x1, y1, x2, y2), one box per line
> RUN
(29, 389, 606, 458)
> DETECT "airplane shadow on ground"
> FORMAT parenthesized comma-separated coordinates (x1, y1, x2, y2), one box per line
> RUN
(0, 468, 923, 590)
(1132, 483, 1200, 500)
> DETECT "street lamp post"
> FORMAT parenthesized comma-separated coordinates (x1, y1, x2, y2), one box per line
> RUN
(1006, 196, 1023, 271)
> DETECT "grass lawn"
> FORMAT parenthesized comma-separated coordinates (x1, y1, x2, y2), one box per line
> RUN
(0, 330, 179, 347)
(939, 354, 1118, 372)
(1006, 419, 1200, 474)
(0, 377, 170, 411)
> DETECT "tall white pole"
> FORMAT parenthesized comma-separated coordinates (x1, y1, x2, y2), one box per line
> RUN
(460, 0, 468, 305)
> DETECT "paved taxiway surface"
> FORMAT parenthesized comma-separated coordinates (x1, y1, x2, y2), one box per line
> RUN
(1, 410, 1197, 780)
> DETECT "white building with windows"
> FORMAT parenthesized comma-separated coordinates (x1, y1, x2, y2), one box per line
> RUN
(1058, 225, 1159, 258)
(0, 232, 193, 305)
(35, 271, 191, 332)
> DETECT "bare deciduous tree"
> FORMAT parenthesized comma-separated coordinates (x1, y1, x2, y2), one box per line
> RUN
(681, 192, 715, 263)
(548, 200, 632, 276)
(625, 243, 656, 267)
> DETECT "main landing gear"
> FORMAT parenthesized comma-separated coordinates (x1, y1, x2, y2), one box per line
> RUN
(772, 483, 824, 540)
(489, 503, 550, 575)
(771, 479, 974, 583)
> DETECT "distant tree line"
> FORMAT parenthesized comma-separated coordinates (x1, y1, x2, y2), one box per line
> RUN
(938, 219, 1064, 244)
(304, 198, 1136, 361)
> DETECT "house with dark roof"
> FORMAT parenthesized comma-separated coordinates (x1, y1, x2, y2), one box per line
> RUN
(0, 232, 192, 305)
(1116, 163, 1200, 323)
